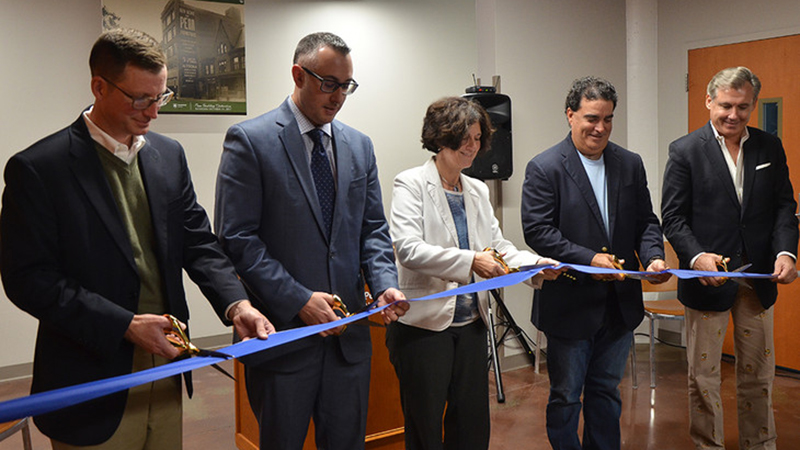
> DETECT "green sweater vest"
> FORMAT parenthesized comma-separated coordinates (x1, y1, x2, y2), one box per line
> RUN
(95, 144, 168, 315)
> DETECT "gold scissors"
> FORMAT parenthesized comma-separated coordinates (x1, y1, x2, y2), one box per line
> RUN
(163, 314, 232, 359)
(330, 295, 383, 335)
(485, 247, 576, 280)
(484, 247, 519, 273)
(163, 314, 235, 380)
(715, 257, 753, 288)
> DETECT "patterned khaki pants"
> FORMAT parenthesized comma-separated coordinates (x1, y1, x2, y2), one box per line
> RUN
(685, 286, 776, 450)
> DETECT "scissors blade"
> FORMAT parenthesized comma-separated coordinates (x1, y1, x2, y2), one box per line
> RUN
(208, 363, 236, 381)
(625, 272, 662, 281)
(732, 263, 753, 273)
(197, 349, 233, 359)
(516, 263, 557, 272)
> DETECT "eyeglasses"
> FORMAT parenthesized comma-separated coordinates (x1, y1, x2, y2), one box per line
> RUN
(101, 76, 174, 110)
(302, 67, 359, 95)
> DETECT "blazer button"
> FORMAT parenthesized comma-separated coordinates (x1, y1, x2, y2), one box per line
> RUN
(601, 247, 609, 253)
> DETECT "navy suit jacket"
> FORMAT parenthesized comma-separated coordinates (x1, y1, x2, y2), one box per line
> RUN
(521, 134, 664, 339)
(662, 123, 798, 311)
(214, 99, 398, 368)
(0, 114, 246, 445)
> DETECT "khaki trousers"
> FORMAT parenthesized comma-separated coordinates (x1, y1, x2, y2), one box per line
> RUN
(685, 286, 776, 450)
(52, 346, 182, 450)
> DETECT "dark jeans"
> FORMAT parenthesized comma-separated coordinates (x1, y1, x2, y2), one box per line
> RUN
(545, 326, 632, 450)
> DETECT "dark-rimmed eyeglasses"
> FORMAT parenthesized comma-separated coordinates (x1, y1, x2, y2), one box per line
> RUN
(101, 76, 174, 110)
(302, 67, 358, 95)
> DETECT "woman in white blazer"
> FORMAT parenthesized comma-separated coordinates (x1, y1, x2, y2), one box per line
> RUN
(387, 97, 559, 450)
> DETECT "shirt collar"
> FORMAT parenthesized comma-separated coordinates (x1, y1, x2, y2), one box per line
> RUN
(82, 106, 146, 165)
(710, 120, 750, 148)
(287, 96, 332, 138)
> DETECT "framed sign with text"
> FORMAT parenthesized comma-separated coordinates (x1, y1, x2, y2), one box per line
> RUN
(102, 0, 247, 114)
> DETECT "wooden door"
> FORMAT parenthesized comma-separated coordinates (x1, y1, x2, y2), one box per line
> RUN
(687, 34, 800, 371)
(234, 315, 405, 449)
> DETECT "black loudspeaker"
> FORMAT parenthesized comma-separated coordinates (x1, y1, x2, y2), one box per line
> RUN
(461, 92, 512, 180)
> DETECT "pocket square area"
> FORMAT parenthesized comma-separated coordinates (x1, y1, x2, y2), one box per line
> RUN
(756, 162, 772, 170)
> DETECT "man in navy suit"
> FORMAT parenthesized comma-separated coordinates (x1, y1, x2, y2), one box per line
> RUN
(0, 29, 273, 449)
(215, 32, 408, 450)
(662, 66, 797, 450)
(522, 76, 668, 450)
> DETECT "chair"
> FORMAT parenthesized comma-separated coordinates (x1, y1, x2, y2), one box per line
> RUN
(638, 241, 683, 389)
(0, 417, 33, 450)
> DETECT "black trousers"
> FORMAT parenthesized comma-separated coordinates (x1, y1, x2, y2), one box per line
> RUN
(386, 320, 490, 450)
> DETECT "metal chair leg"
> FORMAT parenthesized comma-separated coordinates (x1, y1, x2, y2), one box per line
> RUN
(649, 314, 657, 388)
(631, 340, 638, 389)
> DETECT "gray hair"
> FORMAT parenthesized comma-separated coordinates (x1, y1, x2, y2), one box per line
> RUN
(293, 32, 350, 65)
(707, 66, 761, 101)
(564, 76, 617, 114)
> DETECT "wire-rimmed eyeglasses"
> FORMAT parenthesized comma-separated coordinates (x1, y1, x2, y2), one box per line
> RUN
(302, 67, 359, 96)
(101, 76, 174, 110)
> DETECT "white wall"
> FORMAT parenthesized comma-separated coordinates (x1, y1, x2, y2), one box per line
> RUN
(3, 0, 800, 371)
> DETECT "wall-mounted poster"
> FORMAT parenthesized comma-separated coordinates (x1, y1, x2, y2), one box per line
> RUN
(102, 0, 247, 114)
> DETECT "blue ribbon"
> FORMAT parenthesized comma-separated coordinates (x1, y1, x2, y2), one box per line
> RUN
(0, 263, 772, 423)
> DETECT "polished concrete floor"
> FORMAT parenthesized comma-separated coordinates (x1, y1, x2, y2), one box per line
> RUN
(1, 344, 799, 449)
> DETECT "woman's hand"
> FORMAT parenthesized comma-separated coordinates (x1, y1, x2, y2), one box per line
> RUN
(472, 250, 507, 279)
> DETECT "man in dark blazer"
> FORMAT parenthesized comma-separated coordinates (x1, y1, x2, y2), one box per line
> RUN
(0, 29, 273, 449)
(522, 76, 668, 450)
(662, 66, 797, 450)
(214, 32, 407, 450)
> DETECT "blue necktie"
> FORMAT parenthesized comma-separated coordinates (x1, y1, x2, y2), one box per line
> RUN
(309, 129, 335, 236)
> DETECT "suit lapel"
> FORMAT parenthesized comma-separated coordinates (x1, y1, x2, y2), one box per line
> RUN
(276, 104, 330, 242)
(462, 178, 481, 252)
(68, 121, 137, 272)
(605, 146, 620, 246)
(560, 142, 607, 238)
(138, 143, 169, 268)
(740, 128, 759, 215)
(330, 122, 352, 243)
(424, 159, 460, 246)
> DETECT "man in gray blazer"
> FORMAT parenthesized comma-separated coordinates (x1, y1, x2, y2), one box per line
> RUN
(662, 66, 797, 450)
(0, 28, 272, 449)
(215, 32, 408, 450)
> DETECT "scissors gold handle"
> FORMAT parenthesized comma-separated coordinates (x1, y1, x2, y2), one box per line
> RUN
(484, 247, 518, 274)
(164, 314, 200, 356)
(163, 314, 231, 359)
(611, 255, 624, 271)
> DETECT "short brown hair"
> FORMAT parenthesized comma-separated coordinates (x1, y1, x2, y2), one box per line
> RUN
(89, 28, 166, 81)
(421, 97, 494, 155)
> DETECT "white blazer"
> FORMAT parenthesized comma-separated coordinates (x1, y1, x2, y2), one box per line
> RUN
(390, 157, 543, 331)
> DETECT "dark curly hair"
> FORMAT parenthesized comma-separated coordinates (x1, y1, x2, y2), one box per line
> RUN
(421, 97, 494, 155)
(564, 76, 617, 115)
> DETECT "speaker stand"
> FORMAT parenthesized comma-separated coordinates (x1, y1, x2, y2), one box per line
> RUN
(487, 288, 540, 404)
